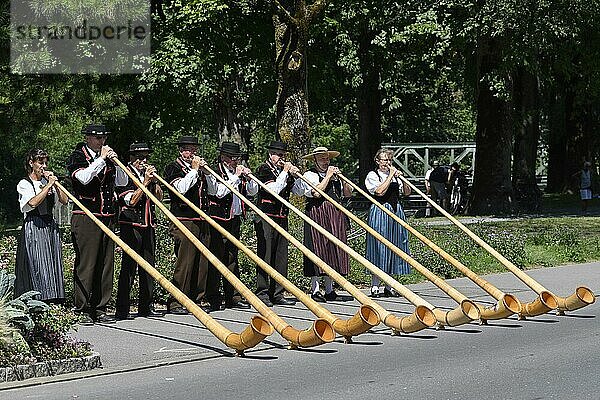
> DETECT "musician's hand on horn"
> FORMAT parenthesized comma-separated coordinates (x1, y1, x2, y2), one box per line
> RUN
(44, 170, 58, 186)
(236, 165, 251, 177)
(191, 155, 204, 170)
(100, 145, 117, 160)
(282, 161, 299, 175)
(144, 165, 157, 184)
(389, 165, 402, 178)
(326, 166, 340, 179)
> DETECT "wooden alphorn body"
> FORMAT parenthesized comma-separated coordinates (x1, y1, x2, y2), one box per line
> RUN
(339, 174, 521, 323)
(202, 165, 436, 334)
(153, 172, 379, 343)
(398, 175, 595, 317)
(112, 158, 334, 349)
(293, 172, 480, 328)
(54, 180, 273, 356)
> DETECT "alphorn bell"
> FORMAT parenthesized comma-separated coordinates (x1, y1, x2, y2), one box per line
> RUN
(398, 175, 595, 317)
(112, 158, 335, 349)
(54, 180, 273, 356)
(203, 165, 436, 334)
(293, 172, 480, 328)
(338, 174, 521, 323)
(153, 172, 379, 343)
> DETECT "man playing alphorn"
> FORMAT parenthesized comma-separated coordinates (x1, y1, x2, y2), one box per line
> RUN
(253, 140, 302, 306)
(205, 141, 258, 310)
(115, 143, 164, 320)
(164, 136, 211, 314)
(66, 123, 128, 324)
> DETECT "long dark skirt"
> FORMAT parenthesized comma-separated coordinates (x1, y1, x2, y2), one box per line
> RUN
(15, 215, 65, 301)
(366, 202, 410, 275)
(303, 202, 349, 276)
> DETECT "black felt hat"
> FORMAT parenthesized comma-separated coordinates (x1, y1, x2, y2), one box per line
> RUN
(129, 142, 153, 153)
(218, 141, 244, 156)
(81, 123, 110, 136)
(176, 136, 199, 146)
(266, 140, 288, 152)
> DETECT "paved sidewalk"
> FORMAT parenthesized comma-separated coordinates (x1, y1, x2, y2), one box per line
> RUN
(1, 262, 597, 392)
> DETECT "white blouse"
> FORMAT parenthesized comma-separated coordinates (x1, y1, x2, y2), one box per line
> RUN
(17, 178, 54, 216)
(364, 170, 404, 195)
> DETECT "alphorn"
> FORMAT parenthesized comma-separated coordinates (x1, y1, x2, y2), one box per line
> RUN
(112, 158, 335, 349)
(153, 171, 379, 343)
(203, 165, 436, 334)
(54, 181, 273, 356)
(339, 174, 521, 323)
(294, 173, 479, 328)
(398, 175, 595, 317)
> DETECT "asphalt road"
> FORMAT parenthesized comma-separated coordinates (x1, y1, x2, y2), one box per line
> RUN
(2, 263, 598, 400)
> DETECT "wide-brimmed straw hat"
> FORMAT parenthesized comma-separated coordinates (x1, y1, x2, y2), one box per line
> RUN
(302, 146, 340, 161)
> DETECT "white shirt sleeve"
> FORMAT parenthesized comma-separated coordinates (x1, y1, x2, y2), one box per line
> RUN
(114, 164, 129, 187)
(17, 179, 35, 213)
(290, 178, 305, 195)
(124, 192, 134, 206)
(74, 157, 107, 185)
(173, 169, 199, 194)
(245, 178, 258, 196)
(206, 171, 241, 198)
(265, 171, 289, 195)
(301, 171, 319, 198)
(364, 171, 381, 195)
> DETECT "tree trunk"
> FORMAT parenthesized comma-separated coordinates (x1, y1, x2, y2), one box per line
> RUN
(511, 67, 542, 211)
(273, 12, 310, 164)
(545, 85, 568, 192)
(214, 81, 246, 150)
(356, 22, 382, 184)
(470, 36, 514, 214)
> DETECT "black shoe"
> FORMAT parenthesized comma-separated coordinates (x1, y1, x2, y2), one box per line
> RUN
(324, 291, 338, 301)
(272, 297, 296, 306)
(169, 306, 189, 315)
(95, 313, 116, 323)
(311, 292, 327, 303)
(115, 312, 134, 320)
(200, 304, 213, 314)
(258, 297, 273, 307)
(77, 313, 95, 326)
(225, 299, 251, 310)
(369, 291, 381, 299)
(383, 288, 400, 298)
(138, 308, 165, 318)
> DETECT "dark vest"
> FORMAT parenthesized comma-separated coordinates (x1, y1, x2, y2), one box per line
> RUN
(164, 158, 208, 220)
(255, 160, 296, 218)
(23, 177, 55, 219)
(305, 168, 344, 211)
(372, 171, 401, 206)
(66, 143, 118, 217)
(207, 162, 248, 221)
(116, 164, 157, 228)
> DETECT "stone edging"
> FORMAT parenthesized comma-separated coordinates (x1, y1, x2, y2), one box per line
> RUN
(0, 352, 101, 383)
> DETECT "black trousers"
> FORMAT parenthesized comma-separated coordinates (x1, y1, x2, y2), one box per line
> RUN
(168, 220, 211, 309)
(206, 216, 241, 305)
(116, 223, 155, 315)
(71, 214, 115, 317)
(254, 216, 288, 301)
